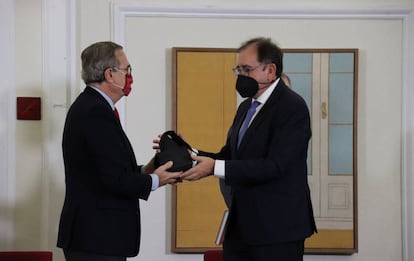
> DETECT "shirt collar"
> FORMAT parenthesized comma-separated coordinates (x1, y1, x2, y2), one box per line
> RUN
(254, 78, 280, 105)
(89, 85, 115, 110)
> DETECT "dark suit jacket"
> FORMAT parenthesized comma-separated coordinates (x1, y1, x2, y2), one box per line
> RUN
(57, 86, 152, 257)
(202, 80, 316, 245)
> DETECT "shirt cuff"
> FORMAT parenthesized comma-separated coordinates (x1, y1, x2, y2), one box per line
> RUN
(191, 149, 198, 167)
(150, 174, 159, 191)
(214, 160, 225, 179)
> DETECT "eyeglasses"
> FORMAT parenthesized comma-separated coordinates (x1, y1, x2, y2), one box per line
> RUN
(112, 65, 132, 75)
(232, 63, 264, 76)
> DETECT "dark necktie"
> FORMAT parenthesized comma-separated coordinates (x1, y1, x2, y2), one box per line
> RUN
(114, 107, 120, 121)
(238, 101, 260, 148)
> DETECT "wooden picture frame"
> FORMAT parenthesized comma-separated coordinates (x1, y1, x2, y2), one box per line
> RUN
(171, 47, 358, 255)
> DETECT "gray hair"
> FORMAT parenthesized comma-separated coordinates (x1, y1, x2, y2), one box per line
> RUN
(81, 41, 123, 84)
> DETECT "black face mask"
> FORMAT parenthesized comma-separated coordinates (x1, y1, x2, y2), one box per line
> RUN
(235, 75, 259, 98)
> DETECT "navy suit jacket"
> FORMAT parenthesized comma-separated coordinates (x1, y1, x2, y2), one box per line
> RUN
(202, 80, 316, 245)
(57, 87, 152, 257)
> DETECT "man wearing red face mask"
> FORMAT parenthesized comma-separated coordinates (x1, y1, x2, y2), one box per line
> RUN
(57, 41, 181, 261)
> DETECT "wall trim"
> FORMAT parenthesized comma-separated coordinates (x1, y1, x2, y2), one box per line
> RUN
(112, 3, 413, 18)
(401, 10, 414, 261)
(110, 3, 414, 260)
(110, 3, 414, 127)
(41, 0, 75, 251)
(0, 0, 16, 250)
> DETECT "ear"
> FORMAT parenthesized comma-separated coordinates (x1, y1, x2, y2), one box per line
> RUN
(103, 68, 113, 82)
(269, 63, 277, 76)
(267, 63, 277, 81)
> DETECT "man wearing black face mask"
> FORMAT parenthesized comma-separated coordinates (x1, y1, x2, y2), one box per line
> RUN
(57, 41, 181, 261)
(180, 37, 317, 261)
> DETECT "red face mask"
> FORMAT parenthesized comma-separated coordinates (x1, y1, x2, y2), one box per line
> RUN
(122, 74, 133, 96)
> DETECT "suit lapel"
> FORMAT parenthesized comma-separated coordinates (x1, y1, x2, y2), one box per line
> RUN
(236, 81, 285, 151)
(85, 86, 139, 171)
(250, 81, 285, 128)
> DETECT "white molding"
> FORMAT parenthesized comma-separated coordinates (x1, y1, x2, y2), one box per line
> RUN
(68, 0, 78, 105)
(111, 2, 127, 126)
(110, 4, 414, 260)
(110, 3, 413, 128)
(112, 3, 414, 19)
(0, 0, 16, 250)
(401, 10, 414, 261)
(42, 0, 73, 251)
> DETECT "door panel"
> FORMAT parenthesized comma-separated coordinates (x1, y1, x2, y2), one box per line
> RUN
(173, 49, 237, 250)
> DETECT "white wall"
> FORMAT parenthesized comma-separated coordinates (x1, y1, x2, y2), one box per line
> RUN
(109, 4, 406, 261)
(14, 0, 44, 250)
(0, 0, 16, 250)
(1, 0, 414, 261)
